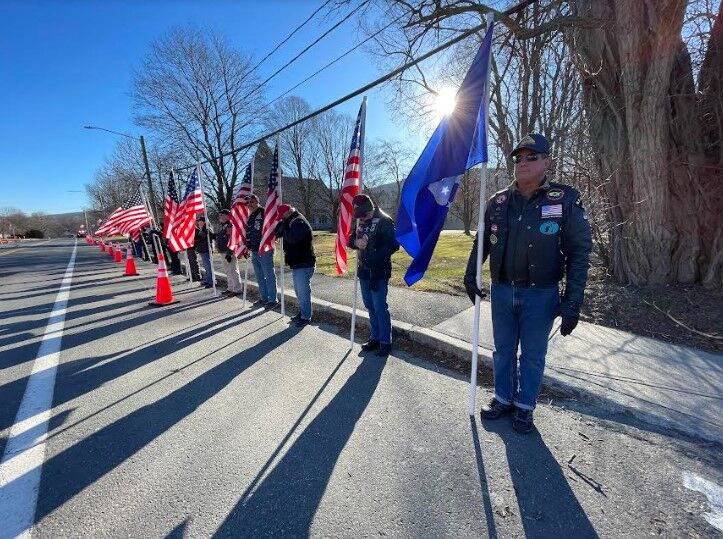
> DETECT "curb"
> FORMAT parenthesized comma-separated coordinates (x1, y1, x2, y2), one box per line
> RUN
(203, 267, 719, 444)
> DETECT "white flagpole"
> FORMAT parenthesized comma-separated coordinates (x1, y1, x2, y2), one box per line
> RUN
(242, 153, 255, 308)
(197, 164, 219, 297)
(277, 141, 286, 317)
(469, 14, 494, 417)
(350, 96, 367, 349)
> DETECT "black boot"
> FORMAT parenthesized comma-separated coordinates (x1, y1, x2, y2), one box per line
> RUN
(361, 339, 379, 351)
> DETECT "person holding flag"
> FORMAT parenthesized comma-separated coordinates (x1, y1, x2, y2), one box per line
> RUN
(246, 194, 278, 308)
(217, 209, 242, 296)
(349, 194, 399, 356)
(465, 134, 591, 433)
(274, 204, 315, 326)
(194, 215, 214, 288)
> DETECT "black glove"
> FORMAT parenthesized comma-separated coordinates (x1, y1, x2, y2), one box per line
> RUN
(560, 314, 579, 336)
(274, 221, 286, 237)
(558, 298, 581, 336)
(464, 279, 486, 305)
(225, 252, 233, 263)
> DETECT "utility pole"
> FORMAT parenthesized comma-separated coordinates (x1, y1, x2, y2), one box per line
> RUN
(83, 125, 159, 222)
(139, 135, 158, 223)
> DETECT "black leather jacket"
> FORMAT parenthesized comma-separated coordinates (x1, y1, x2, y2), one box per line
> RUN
(276, 211, 315, 269)
(216, 222, 233, 254)
(464, 180, 592, 316)
(246, 207, 264, 252)
(349, 208, 400, 280)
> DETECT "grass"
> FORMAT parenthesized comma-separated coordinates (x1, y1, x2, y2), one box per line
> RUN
(313, 230, 490, 295)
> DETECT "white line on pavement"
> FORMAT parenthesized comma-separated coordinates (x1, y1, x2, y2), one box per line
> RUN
(0, 240, 77, 539)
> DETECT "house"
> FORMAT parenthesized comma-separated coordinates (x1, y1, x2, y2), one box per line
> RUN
(250, 140, 333, 230)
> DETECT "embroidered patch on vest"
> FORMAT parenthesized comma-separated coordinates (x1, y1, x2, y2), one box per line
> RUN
(490, 234, 498, 245)
(546, 189, 564, 201)
(539, 221, 559, 235)
(541, 204, 563, 219)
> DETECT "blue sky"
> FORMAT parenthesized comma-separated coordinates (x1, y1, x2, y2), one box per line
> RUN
(0, 0, 427, 214)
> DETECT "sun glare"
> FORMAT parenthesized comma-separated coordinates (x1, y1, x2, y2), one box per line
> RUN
(434, 86, 457, 118)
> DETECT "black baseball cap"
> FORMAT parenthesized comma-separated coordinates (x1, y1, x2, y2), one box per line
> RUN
(510, 133, 551, 156)
(219, 209, 231, 216)
(352, 194, 374, 218)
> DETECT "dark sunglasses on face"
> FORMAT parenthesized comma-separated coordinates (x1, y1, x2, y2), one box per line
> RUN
(512, 153, 546, 164)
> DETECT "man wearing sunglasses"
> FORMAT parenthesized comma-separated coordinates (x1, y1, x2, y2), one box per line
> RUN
(464, 133, 591, 433)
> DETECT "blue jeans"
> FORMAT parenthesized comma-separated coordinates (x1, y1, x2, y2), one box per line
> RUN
(490, 283, 559, 410)
(133, 241, 143, 259)
(291, 266, 314, 321)
(199, 251, 213, 285)
(359, 278, 392, 345)
(252, 249, 277, 303)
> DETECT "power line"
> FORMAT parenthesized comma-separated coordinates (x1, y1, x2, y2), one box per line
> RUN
(247, 0, 334, 77)
(178, 0, 538, 172)
(240, 0, 371, 102)
(178, 19, 488, 172)
(264, 12, 407, 109)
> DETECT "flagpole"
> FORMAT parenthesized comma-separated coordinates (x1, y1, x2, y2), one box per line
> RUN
(277, 140, 285, 318)
(349, 96, 367, 349)
(197, 164, 219, 297)
(242, 153, 255, 309)
(469, 14, 494, 417)
(175, 169, 192, 284)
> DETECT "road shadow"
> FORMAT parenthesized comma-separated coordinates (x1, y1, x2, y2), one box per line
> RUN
(469, 416, 498, 538)
(16, 326, 299, 530)
(214, 354, 386, 537)
(481, 419, 599, 538)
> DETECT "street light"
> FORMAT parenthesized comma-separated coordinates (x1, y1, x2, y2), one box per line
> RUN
(83, 125, 158, 222)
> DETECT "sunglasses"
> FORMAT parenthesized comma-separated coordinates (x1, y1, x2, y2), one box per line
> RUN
(512, 153, 547, 164)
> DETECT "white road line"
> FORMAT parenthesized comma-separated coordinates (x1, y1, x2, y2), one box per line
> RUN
(0, 241, 77, 539)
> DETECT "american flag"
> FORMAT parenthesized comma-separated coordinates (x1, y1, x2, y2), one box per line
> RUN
(96, 189, 152, 238)
(95, 209, 122, 237)
(168, 166, 205, 252)
(163, 170, 179, 240)
(259, 144, 281, 254)
(335, 98, 367, 274)
(229, 160, 254, 256)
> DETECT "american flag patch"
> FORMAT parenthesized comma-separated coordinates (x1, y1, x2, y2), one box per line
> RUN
(541, 204, 563, 219)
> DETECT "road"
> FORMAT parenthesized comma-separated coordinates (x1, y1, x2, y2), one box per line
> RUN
(1, 239, 721, 538)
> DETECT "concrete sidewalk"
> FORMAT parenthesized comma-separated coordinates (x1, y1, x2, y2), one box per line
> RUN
(191, 254, 723, 444)
(435, 305, 723, 444)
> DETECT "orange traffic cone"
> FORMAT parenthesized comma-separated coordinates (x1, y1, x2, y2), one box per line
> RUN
(100, 241, 106, 252)
(108, 243, 115, 257)
(123, 244, 139, 276)
(114, 243, 123, 263)
(149, 253, 179, 306)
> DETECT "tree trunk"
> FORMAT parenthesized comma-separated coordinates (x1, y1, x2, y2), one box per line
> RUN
(570, 0, 722, 287)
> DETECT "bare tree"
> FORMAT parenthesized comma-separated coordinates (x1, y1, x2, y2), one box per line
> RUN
(352, 0, 723, 288)
(265, 96, 319, 219)
(366, 137, 417, 217)
(85, 139, 146, 215)
(310, 109, 356, 231)
(133, 26, 265, 211)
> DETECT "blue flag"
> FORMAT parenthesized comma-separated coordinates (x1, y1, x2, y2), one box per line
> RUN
(396, 19, 495, 286)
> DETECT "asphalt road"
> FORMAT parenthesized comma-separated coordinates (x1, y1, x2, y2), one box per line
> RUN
(1, 239, 722, 538)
